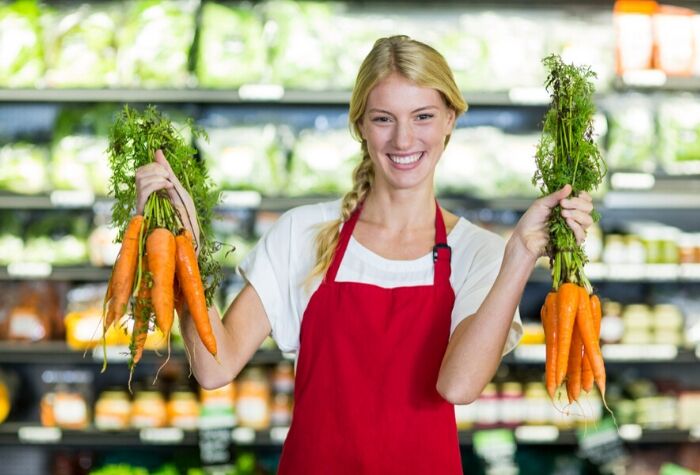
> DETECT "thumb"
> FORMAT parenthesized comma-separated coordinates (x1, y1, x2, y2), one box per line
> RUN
(154, 149, 174, 174)
(540, 184, 572, 208)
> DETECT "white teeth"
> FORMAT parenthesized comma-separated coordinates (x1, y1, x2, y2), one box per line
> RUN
(388, 152, 422, 165)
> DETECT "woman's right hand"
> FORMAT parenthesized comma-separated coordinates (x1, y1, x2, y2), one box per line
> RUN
(135, 149, 201, 250)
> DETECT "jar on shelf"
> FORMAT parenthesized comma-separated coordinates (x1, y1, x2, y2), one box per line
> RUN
(523, 382, 550, 426)
(167, 389, 199, 430)
(236, 368, 271, 430)
(474, 383, 499, 429)
(130, 390, 167, 428)
(272, 361, 295, 395)
(600, 301, 624, 345)
(94, 389, 131, 430)
(603, 235, 626, 265)
(499, 382, 524, 428)
(624, 235, 646, 264)
(270, 392, 293, 427)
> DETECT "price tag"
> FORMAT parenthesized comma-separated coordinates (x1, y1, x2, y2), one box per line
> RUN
(584, 262, 607, 280)
(513, 345, 546, 363)
(689, 425, 700, 441)
(219, 191, 262, 209)
(270, 426, 289, 444)
(50, 190, 95, 208)
(7, 262, 52, 278)
(645, 264, 679, 281)
(515, 425, 559, 443)
(231, 427, 255, 444)
(18, 426, 62, 444)
(199, 427, 232, 465)
(602, 344, 677, 361)
(618, 424, 642, 441)
(507, 87, 549, 105)
(238, 84, 284, 101)
(607, 264, 646, 281)
(680, 264, 700, 281)
(621, 69, 667, 87)
(139, 427, 184, 444)
(92, 345, 130, 363)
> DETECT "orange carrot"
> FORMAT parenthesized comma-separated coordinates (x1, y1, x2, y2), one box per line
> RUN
(576, 287, 606, 397)
(582, 294, 603, 392)
(175, 229, 217, 357)
(130, 261, 151, 367)
(541, 291, 559, 399)
(566, 325, 584, 404)
(555, 282, 579, 386)
(105, 215, 144, 329)
(146, 228, 176, 337)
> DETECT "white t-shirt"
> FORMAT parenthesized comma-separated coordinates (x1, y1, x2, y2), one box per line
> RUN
(238, 200, 523, 354)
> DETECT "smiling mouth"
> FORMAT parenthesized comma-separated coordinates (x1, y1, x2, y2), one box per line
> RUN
(387, 152, 424, 165)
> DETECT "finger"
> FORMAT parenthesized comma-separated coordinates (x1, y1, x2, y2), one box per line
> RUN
(561, 208, 593, 228)
(155, 149, 176, 175)
(566, 218, 587, 244)
(560, 196, 593, 213)
(578, 191, 593, 203)
(538, 184, 572, 208)
(138, 175, 173, 192)
(136, 162, 169, 181)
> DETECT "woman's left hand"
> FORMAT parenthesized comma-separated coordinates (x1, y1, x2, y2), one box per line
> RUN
(511, 184, 594, 260)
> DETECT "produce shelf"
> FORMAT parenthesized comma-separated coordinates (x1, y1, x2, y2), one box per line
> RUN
(508, 344, 698, 364)
(0, 342, 289, 366)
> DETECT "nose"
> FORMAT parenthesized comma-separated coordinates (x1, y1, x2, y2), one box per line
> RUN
(392, 121, 414, 150)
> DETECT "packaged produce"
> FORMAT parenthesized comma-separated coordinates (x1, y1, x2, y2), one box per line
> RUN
(200, 382, 236, 428)
(0, 1, 44, 87)
(287, 126, 358, 196)
(94, 388, 131, 430)
(613, 0, 656, 74)
(196, 2, 267, 87)
(658, 98, 700, 174)
(604, 96, 656, 172)
(652, 5, 695, 76)
(0, 143, 50, 194)
(40, 369, 92, 430)
(116, 0, 198, 87)
(0, 282, 63, 342)
(41, 3, 119, 88)
(196, 122, 287, 194)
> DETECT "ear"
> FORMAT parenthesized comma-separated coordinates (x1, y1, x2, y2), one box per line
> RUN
(444, 108, 456, 134)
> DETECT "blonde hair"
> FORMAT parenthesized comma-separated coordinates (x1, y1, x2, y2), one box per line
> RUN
(307, 35, 468, 285)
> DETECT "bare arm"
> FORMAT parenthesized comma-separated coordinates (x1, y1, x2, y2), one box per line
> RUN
(178, 283, 271, 389)
(436, 185, 593, 404)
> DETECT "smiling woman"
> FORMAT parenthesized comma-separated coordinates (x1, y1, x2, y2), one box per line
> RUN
(135, 34, 595, 475)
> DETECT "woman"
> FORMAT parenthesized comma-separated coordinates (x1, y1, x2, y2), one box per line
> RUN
(136, 35, 593, 474)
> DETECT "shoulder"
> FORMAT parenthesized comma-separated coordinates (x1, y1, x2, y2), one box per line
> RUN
(268, 199, 341, 236)
(448, 217, 506, 262)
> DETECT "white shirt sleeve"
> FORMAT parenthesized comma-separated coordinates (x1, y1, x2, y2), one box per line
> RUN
(450, 228, 523, 356)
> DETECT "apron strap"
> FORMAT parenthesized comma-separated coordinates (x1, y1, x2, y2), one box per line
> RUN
(325, 202, 363, 283)
(433, 200, 452, 285)
(324, 200, 452, 285)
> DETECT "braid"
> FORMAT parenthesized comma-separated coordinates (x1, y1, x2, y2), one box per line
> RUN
(306, 145, 374, 287)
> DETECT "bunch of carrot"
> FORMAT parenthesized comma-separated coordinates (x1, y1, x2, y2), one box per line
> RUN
(102, 105, 222, 385)
(102, 196, 217, 376)
(540, 283, 604, 406)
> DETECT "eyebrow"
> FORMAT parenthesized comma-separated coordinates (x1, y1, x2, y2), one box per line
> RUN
(368, 106, 439, 115)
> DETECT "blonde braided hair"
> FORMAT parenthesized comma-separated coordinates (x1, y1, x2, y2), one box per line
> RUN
(306, 35, 467, 285)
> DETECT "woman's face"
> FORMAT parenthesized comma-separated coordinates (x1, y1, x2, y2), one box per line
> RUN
(358, 72, 456, 194)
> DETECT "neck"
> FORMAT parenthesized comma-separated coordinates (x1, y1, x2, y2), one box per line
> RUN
(361, 184, 435, 232)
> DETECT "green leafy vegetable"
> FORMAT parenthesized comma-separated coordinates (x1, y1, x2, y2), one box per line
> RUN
(532, 54, 607, 293)
(107, 104, 221, 307)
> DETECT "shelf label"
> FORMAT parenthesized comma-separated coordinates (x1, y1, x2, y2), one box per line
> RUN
(18, 426, 62, 444)
(238, 84, 284, 101)
(514, 425, 559, 442)
(219, 191, 262, 209)
(680, 264, 700, 281)
(577, 418, 627, 469)
(50, 190, 95, 208)
(607, 264, 647, 281)
(139, 427, 184, 444)
(231, 427, 255, 444)
(270, 426, 289, 444)
(7, 262, 52, 278)
(602, 344, 677, 361)
(584, 262, 607, 280)
(507, 87, 549, 105)
(610, 172, 655, 191)
(618, 424, 642, 441)
(92, 345, 130, 363)
(199, 427, 232, 465)
(645, 264, 679, 281)
(473, 429, 516, 462)
(622, 69, 667, 87)
(513, 344, 546, 363)
(690, 425, 700, 441)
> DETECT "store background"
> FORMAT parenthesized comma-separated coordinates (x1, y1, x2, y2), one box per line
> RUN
(1, 0, 700, 474)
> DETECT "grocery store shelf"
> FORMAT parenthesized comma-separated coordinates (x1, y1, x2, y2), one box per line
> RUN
(509, 344, 697, 364)
(531, 263, 700, 283)
(0, 87, 553, 107)
(615, 72, 700, 92)
(0, 264, 112, 281)
(1, 423, 694, 448)
(0, 341, 289, 365)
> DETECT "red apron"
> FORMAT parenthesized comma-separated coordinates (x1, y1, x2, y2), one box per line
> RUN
(278, 202, 462, 475)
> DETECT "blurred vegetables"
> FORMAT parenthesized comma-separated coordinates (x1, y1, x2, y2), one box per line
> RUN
(0, 143, 50, 194)
(0, 0, 44, 88)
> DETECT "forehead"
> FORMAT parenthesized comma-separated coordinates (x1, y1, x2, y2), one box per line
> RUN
(366, 73, 444, 111)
